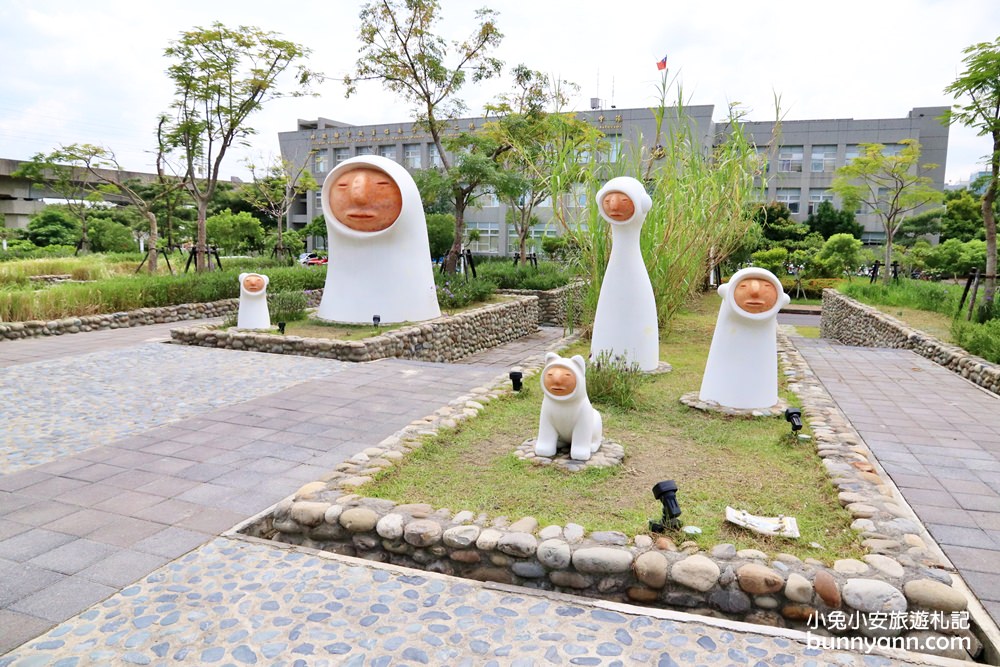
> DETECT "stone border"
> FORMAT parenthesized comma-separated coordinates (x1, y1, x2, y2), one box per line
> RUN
(679, 392, 790, 418)
(514, 438, 626, 471)
(237, 329, 984, 660)
(171, 295, 540, 364)
(499, 281, 585, 327)
(0, 290, 323, 342)
(821, 289, 1000, 396)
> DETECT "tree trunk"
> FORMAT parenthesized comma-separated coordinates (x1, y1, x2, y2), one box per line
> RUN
(445, 200, 466, 274)
(882, 227, 893, 286)
(196, 198, 209, 272)
(983, 134, 999, 303)
(145, 211, 159, 274)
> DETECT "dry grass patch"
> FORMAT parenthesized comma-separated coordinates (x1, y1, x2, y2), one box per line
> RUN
(359, 292, 863, 563)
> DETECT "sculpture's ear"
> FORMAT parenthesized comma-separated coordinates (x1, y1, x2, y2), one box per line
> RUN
(717, 282, 729, 298)
(263, 274, 270, 287)
(239, 273, 248, 282)
(780, 290, 791, 308)
(544, 352, 559, 365)
(570, 355, 587, 374)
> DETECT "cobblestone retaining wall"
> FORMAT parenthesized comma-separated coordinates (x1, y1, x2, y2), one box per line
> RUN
(0, 290, 324, 342)
(499, 281, 585, 327)
(237, 331, 982, 660)
(821, 289, 1000, 396)
(172, 295, 540, 364)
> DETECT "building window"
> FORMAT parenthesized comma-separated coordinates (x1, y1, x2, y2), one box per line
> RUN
(807, 189, 834, 214)
(777, 146, 803, 173)
(604, 135, 622, 162)
(810, 145, 836, 173)
(576, 149, 591, 164)
(465, 222, 499, 254)
(334, 148, 350, 165)
(861, 230, 886, 246)
(845, 145, 864, 164)
(881, 143, 903, 157)
(379, 144, 397, 160)
(403, 144, 422, 169)
(477, 190, 498, 207)
(313, 148, 329, 173)
(776, 188, 801, 214)
(314, 190, 322, 211)
(757, 147, 770, 174)
(428, 145, 443, 168)
(507, 224, 556, 251)
(570, 183, 589, 207)
(356, 145, 375, 156)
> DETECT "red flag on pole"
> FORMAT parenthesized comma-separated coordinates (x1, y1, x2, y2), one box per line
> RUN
(656, 54, 668, 70)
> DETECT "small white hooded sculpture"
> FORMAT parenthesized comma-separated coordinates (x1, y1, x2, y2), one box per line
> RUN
(317, 154, 441, 324)
(536, 352, 603, 461)
(698, 267, 791, 409)
(590, 177, 659, 371)
(237, 272, 270, 329)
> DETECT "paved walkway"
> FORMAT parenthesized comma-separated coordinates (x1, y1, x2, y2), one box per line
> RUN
(796, 337, 1000, 625)
(0, 316, 992, 665)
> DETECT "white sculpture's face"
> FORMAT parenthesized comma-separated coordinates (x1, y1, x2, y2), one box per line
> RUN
(543, 366, 577, 397)
(733, 277, 778, 314)
(601, 191, 635, 223)
(242, 274, 266, 293)
(328, 167, 403, 232)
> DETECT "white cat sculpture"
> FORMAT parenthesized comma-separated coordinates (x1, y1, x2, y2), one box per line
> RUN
(698, 267, 790, 409)
(237, 272, 270, 329)
(536, 352, 603, 461)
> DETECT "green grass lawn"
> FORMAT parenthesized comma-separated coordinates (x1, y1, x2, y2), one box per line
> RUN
(359, 293, 863, 563)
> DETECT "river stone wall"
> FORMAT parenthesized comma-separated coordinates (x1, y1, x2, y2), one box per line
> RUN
(171, 295, 540, 364)
(0, 290, 324, 342)
(237, 330, 983, 661)
(821, 289, 1000, 396)
(499, 281, 585, 327)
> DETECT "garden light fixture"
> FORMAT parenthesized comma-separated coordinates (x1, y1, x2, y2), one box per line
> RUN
(649, 480, 682, 532)
(277, 322, 286, 334)
(785, 407, 803, 432)
(373, 314, 381, 328)
(509, 370, 523, 392)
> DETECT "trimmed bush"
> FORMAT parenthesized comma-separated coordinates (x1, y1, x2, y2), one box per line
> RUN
(475, 259, 575, 291)
(435, 274, 497, 309)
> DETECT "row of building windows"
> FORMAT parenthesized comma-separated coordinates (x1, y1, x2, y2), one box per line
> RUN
(769, 144, 903, 174)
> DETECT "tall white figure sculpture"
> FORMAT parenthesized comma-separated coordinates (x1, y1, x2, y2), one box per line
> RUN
(590, 177, 659, 371)
(318, 155, 441, 323)
(699, 267, 790, 409)
(536, 352, 603, 461)
(237, 272, 271, 329)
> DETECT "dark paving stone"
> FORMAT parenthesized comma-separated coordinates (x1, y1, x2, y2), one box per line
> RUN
(85, 516, 166, 548)
(961, 570, 1000, 603)
(0, 519, 31, 541)
(912, 506, 979, 529)
(27, 538, 118, 575)
(0, 559, 66, 606)
(0, 610, 55, 654)
(925, 523, 997, 549)
(4, 500, 79, 526)
(44, 508, 120, 537)
(938, 545, 1000, 575)
(899, 488, 960, 509)
(132, 526, 211, 559)
(9, 576, 117, 622)
(0, 529, 76, 562)
(78, 549, 169, 587)
(954, 493, 1000, 512)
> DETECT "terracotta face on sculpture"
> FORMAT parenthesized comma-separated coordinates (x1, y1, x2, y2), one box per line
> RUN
(242, 274, 265, 293)
(601, 191, 635, 223)
(733, 278, 778, 314)
(328, 167, 402, 233)
(543, 366, 577, 397)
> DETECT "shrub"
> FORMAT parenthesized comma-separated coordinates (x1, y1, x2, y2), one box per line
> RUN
(776, 277, 840, 300)
(426, 213, 456, 260)
(435, 273, 497, 309)
(585, 350, 645, 411)
(475, 259, 575, 291)
(840, 279, 960, 316)
(269, 290, 308, 322)
(951, 318, 1000, 364)
(750, 247, 788, 277)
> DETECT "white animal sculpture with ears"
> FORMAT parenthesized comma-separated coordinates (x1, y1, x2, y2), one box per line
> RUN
(318, 154, 441, 324)
(698, 267, 791, 409)
(237, 272, 270, 329)
(590, 176, 659, 371)
(536, 352, 603, 462)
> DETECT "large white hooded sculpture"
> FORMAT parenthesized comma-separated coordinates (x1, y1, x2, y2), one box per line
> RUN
(237, 272, 270, 329)
(699, 267, 790, 409)
(317, 155, 441, 323)
(590, 177, 659, 371)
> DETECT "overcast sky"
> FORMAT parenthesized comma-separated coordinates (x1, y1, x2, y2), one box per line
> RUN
(1, 0, 997, 185)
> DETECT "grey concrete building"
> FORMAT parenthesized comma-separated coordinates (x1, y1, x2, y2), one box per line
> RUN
(278, 105, 949, 253)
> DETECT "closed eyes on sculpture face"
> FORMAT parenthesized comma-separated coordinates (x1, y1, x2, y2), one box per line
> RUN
(329, 167, 403, 232)
(601, 191, 635, 222)
(544, 366, 577, 396)
(733, 278, 778, 314)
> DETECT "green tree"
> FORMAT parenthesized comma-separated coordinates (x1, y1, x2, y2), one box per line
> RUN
(13, 153, 102, 252)
(943, 36, 1000, 303)
(926, 238, 968, 279)
(27, 206, 81, 247)
(896, 207, 945, 246)
(412, 168, 455, 215)
(750, 247, 788, 276)
(241, 156, 317, 262)
(89, 215, 137, 253)
(206, 209, 265, 254)
(426, 213, 456, 259)
(831, 139, 943, 285)
(812, 233, 864, 279)
(300, 215, 328, 251)
(805, 201, 863, 239)
(941, 188, 986, 242)
(345, 0, 503, 271)
(163, 22, 319, 271)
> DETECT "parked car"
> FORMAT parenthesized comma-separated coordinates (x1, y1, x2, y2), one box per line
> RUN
(305, 256, 328, 266)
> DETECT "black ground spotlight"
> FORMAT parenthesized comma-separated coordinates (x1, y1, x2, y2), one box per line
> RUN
(649, 480, 682, 532)
(785, 407, 803, 432)
(277, 322, 286, 334)
(509, 370, 523, 391)
(373, 314, 381, 328)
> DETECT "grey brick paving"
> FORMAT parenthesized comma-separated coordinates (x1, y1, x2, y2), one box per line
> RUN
(796, 337, 1000, 623)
